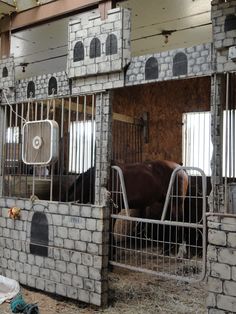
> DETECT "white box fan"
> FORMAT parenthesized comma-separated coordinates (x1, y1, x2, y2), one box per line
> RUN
(22, 120, 59, 165)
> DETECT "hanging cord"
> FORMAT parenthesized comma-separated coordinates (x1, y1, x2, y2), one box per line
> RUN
(10, 293, 39, 314)
(2, 89, 27, 123)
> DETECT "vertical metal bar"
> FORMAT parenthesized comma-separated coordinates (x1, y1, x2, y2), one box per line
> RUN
(2, 106, 7, 196)
(35, 102, 38, 121)
(233, 74, 236, 179)
(40, 101, 43, 120)
(8, 104, 12, 196)
(13, 103, 18, 195)
(46, 99, 50, 119)
(59, 98, 64, 201)
(81, 95, 87, 203)
(52, 97, 56, 121)
(225, 72, 229, 211)
(90, 94, 95, 203)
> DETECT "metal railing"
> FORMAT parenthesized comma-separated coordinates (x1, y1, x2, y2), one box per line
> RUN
(109, 166, 207, 282)
(0, 95, 96, 203)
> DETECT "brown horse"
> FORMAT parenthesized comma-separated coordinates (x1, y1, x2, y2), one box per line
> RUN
(112, 160, 188, 245)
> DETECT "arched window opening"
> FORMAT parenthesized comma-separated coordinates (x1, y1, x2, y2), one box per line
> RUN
(30, 212, 49, 257)
(48, 76, 57, 95)
(173, 52, 188, 76)
(106, 34, 118, 55)
(90, 38, 101, 58)
(145, 57, 159, 80)
(2, 67, 8, 78)
(73, 41, 84, 62)
(225, 15, 236, 32)
(27, 81, 35, 98)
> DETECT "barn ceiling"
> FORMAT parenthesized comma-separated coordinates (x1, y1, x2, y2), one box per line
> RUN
(117, 0, 212, 56)
(0, 0, 57, 19)
(8, 0, 212, 79)
(0, 0, 15, 20)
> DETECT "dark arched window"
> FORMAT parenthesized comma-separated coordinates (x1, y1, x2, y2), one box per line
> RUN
(2, 67, 8, 78)
(48, 76, 57, 95)
(90, 38, 101, 58)
(30, 212, 49, 257)
(225, 15, 236, 32)
(73, 41, 84, 62)
(106, 34, 118, 55)
(145, 57, 159, 80)
(173, 52, 188, 76)
(27, 81, 35, 98)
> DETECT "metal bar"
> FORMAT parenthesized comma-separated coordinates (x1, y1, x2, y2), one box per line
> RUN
(225, 73, 229, 211)
(161, 166, 207, 221)
(111, 165, 129, 212)
(111, 214, 204, 229)
(109, 261, 204, 283)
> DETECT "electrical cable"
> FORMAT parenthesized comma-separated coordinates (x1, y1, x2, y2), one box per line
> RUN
(2, 89, 27, 123)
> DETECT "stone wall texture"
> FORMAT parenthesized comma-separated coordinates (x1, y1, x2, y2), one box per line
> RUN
(212, 0, 236, 72)
(207, 214, 236, 313)
(0, 197, 109, 306)
(68, 8, 131, 94)
(125, 43, 212, 86)
(15, 72, 70, 102)
(0, 56, 15, 90)
(0, 56, 15, 103)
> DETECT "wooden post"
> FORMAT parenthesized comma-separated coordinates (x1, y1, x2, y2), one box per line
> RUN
(1, 31, 10, 58)
(99, 0, 114, 20)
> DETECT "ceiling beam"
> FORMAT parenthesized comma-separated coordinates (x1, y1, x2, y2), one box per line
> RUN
(0, 31, 10, 58)
(99, 0, 115, 20)
(0, 0, 103, 33)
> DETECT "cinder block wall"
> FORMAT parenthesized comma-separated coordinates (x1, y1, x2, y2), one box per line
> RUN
(0, 56, 15, 89)
(207, 214, 236, 313)
(15, 71, 70, 101)
(0, 198, 109, 306)
(212, 0, 236, 72)
(125, 43, 212, 86)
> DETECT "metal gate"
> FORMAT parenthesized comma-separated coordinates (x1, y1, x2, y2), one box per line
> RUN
(112, 114, 144, 164)
(109, 166, 207, 282)
(0, 94, 96, 203)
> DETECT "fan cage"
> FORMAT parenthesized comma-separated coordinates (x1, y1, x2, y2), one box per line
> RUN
(1, 95, 96, 203)
(22, 119, 59, 165)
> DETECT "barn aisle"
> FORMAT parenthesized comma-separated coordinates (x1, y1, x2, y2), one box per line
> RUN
(1, 268, 207, 314)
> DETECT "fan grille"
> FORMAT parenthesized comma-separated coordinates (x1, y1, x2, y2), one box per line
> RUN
(22, 120, 58, 165)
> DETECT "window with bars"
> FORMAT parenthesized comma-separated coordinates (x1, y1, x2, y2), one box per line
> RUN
(183, 110, 236, 178)
(182, 111, 212, 176)
(1, 95, 96, 202)
(69, 120, 96, 174)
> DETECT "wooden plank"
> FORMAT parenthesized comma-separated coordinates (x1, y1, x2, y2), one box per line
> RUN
(0, 31, 10, 58)
(99, 1, 112, 20)
(1, 0, 101, 32)
(53, 98, 135, 123)
(113, 112, 134, 123)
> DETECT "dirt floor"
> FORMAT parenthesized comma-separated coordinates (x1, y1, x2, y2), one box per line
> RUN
(1, 267, 207, 314)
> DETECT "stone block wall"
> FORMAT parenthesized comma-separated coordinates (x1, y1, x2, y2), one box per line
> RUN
(125, 43, 212, 86)
(207, 214, 236, 313)
(15, 71, 70, 102)
(0, 197, 109, 306)
(212, 0, 236, 72)
(68, 8, 131, 94)
(0, 56, 15, 89)
(0, 56, 15, 104)
(95, 92, 112, 205)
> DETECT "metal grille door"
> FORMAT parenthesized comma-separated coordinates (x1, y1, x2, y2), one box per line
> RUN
(109, 166, 207, 282)
(112, 116, 143, 164)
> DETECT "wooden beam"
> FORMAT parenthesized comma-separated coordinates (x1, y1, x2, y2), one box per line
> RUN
(0, 31, 11, 58)
(99, 0, 112, 20)
(54, 99, 135, 123)
(0, 0, 102, 33)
